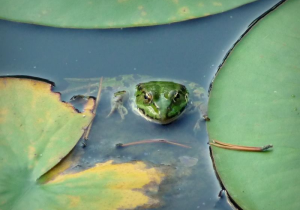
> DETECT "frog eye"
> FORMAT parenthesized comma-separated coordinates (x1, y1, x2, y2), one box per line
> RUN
(170, 91, 180, 102)
(185, 93, 189, 102)
(144, 92, 153, 103)
(174, 92, 180, 100)
(168, 90, 177, 98)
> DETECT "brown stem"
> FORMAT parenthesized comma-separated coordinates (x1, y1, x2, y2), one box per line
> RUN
(210, 139, 273, 152)
(116, 139, 191, 149)
(84, 77, 103, 140)
(213, 139, 266, 150)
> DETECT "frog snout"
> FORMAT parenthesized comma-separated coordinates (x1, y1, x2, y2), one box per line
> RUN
(159, 112, 167, 120)
(158, 108, 169, 120)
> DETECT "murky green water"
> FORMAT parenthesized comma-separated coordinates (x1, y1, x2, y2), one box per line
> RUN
(0, 0, 281, 209)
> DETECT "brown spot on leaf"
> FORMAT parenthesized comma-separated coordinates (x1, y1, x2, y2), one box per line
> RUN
(179, 7, 190, 16)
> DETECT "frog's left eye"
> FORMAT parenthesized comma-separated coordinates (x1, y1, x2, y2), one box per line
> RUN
(168, 90, 177, 98)
(169, 91, 180, 102)
(174, 92, 180, 100)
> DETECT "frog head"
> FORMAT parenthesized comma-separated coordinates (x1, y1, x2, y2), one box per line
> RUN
(135, 81, 189, 124)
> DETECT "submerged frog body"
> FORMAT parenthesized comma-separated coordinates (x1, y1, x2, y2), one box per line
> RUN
(110, 81, 189, 124)
(63, 75, 208, 131)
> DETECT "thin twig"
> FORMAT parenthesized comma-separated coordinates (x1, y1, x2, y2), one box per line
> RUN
(209, 139, 273, 152)
(213, 139, 266, 149)
(84, 77, 103, 140)
(116, 139, 191, 149)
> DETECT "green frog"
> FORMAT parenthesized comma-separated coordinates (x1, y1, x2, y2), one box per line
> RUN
(62, 75, 209, 131)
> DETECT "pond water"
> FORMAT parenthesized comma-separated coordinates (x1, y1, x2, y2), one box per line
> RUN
(0, 0, 281, 209)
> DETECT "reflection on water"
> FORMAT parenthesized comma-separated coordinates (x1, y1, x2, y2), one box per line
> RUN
(0, 0, 281, 209)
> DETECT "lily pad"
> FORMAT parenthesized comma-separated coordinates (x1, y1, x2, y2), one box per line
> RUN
(0, 77, 165, 210)
(0, 0, 256, 28)
(207, 0, 300, 209)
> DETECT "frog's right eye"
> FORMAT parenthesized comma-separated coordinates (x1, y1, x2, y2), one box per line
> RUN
(144, 92, 153, 103)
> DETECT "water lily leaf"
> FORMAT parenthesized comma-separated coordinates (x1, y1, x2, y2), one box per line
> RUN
(0, 77, 165, 210)
(0, 0, 256, 28)
(207, 0, 300, 209)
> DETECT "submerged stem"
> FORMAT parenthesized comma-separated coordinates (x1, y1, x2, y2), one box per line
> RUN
(61, 83, 99, 94)
(84, 77, 103, 140)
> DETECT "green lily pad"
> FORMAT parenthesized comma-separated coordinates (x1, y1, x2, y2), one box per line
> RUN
(0, 0, 255, 28)
(0, 77, 165, 210)
(207, 0, 300, 209)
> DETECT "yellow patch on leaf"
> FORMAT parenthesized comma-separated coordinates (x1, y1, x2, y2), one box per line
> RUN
(0, 108, 8, 124)
(213, 2, 222, 6)
(46, 160, 165, 210)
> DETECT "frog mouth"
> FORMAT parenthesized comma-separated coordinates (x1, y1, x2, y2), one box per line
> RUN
(137, 108, 185, 124)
